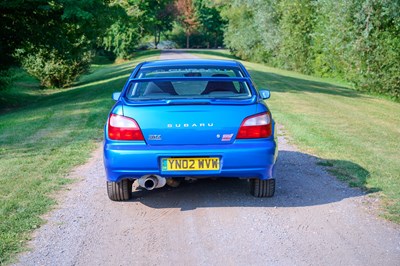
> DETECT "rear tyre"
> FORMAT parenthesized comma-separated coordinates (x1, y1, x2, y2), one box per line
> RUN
(107, 179, 133, 201)
(250, 178, 275, 197)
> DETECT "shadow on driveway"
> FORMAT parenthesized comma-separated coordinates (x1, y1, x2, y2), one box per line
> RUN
(129, 150, 374, 210)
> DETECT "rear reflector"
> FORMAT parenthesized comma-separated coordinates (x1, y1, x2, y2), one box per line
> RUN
(108, 114, 144, 140)
(237, 112, 272, 139)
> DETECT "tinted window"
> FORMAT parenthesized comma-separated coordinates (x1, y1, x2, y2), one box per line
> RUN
(125, 80, 251, 100)
(126, 65, 251, 100)
(136, 66, 244, 78)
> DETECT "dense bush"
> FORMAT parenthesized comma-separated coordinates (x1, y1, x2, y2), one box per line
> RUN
(311, 0, 354, 78)
(102, 21, 140, 59)
(17, 49, 93, 88)
(276, 0, 314, 74)
(350, 0, 400, 99)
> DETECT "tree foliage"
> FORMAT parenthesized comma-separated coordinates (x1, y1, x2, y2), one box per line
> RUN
(221, 0, 280, 62)
(350, 0, 400, 99)
(195, 0, 225, 48)
(175, 0, 199, 48)
(170, 0, 225, 48)
(221, 0, 400, 100)
(277, 0, 314, 74)
(101, 0, 176, 57)
(1, 0, 115, 88)
(138, 0, 176, 48)
(101, 1, 143, 59)
(1, 0, 398, 97)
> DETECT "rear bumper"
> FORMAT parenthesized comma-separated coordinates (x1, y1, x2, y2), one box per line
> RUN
(103, 139, 278, 182)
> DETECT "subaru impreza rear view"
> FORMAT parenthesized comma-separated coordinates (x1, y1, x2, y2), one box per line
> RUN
(103, 59, 278, 201)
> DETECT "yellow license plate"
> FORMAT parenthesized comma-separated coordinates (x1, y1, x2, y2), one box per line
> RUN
(161, 157, 220, 171)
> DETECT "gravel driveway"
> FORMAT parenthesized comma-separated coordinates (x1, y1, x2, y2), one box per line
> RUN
(15, 51, 400, 266)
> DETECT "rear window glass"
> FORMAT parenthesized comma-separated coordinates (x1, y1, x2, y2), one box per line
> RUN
(125, 80, 251, 100)
(126, 66, 251, 100)
(136, 66, 244, 78)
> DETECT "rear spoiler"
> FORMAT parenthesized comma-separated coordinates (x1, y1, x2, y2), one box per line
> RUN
(129, 77, 250, 82)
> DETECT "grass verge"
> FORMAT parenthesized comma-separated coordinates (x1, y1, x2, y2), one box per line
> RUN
(0, 50, 161, 264)
(190, 49, 400, 223)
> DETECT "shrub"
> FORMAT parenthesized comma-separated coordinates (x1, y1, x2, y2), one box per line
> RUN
(17, 48, 93, 88)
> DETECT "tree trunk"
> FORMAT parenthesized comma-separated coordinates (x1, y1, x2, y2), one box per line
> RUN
(154, 27, 161, 49)
(186, 30, 190, 49)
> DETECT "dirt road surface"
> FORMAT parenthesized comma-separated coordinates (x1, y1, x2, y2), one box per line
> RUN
(15, 51, 400, 266)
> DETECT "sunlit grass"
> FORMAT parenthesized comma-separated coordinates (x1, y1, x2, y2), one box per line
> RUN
(192, 49, 400, 223)
(0, 50, 161, 264)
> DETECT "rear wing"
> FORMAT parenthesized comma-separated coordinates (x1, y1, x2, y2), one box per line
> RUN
(119, 77, 258, 106)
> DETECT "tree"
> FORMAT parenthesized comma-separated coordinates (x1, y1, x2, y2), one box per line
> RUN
(276, 0, 315, 74)
(195, 0, 225, 48)
(1, 0, 116, 87)
(311, 0, 355, 78)
(102, 1, 143, 58)
(175, 0, 199, 48)
(220, 1, 263, 61)
(138, 0, 176, 49)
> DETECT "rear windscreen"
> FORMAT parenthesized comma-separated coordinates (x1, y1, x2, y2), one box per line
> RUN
(126, 65, 252, 100)
(125, 80, 252, 100)
(136, 66, 244, 78)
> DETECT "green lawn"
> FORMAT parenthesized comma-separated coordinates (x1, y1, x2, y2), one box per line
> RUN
(0, 50, 161, 264)
(191, 50, 400, 223)
(1, 49, 399, 264)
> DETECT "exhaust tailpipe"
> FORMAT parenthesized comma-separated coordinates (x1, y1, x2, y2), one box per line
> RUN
(138, 175, 166, 190)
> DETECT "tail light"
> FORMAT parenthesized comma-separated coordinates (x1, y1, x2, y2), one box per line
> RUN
(108, 114, 144, 140)
(237, 112, 272, 139)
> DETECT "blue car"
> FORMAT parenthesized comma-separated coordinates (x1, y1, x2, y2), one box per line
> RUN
(103, 59, 278, 201)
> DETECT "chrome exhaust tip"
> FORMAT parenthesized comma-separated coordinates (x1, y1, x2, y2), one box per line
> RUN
(138, 175, 166, 190)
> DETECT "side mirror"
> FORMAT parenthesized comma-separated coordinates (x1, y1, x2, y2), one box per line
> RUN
(259, 89, 271, 100)
(112, 92, 121, 101)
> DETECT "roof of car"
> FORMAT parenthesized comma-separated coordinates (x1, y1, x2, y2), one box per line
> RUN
(140, 59, 241, 68)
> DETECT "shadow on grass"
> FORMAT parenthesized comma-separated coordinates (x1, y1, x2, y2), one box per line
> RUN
(92, 55, 115, 65)
(129, 150, 377, 210)
(74, 50, 162, 88)
(317, 159, 378, 192)
(0, 68, 131, 156)
(249, 69, 364, 98)
(0, 65, 133, 115)
(0, 50, 161, 113)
